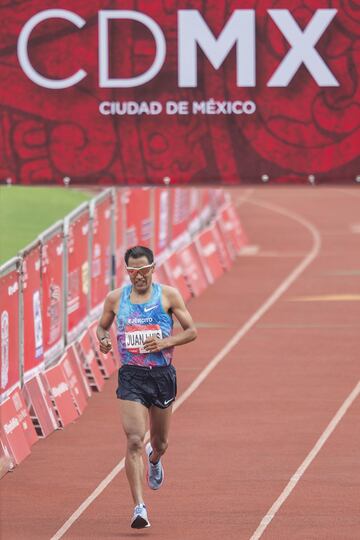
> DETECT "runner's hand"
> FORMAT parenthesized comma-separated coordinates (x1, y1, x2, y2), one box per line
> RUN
(143, 336, 169, 352)
(99, 336, 112, 354)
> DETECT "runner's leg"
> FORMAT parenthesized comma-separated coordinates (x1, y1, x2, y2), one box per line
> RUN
(148, 405, 173, 463)
(120, 400, 148, 504)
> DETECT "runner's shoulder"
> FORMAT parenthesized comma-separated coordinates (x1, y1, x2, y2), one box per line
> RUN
(105, 288, 122, 306)
(161, 284, 181, 301)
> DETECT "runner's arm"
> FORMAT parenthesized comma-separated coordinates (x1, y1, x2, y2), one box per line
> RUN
(96, 290, 118, 353)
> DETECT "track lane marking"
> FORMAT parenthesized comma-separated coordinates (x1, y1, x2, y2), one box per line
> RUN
(250, 380, 360, 540)
(50, 197, 320, 540)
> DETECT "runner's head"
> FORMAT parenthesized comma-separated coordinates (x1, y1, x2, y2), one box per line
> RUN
(125, 246, 155, 293)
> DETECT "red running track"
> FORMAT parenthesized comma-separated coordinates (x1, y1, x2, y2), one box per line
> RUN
(1, 187, 359, 540)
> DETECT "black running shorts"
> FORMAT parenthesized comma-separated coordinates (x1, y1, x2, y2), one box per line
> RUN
(116, 364, 177, 409)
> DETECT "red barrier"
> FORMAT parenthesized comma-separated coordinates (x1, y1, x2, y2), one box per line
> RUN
(22, 243, 44, 381)
(23, 374, 59, 437)
(171, 188, 191, 243)
(60, 352, 88, 415)
(76, 331, 105, 392)
(154, 188, 170, 256)
(43, 363, 79, 427)
(10, 388, 38, 448)
(177, 243, 209, 297)
(125, 188, 152, 249)
(91, 195, 112, 314)
(218, 204, 248, 255)
(213, 222, 233, 271)
(41, 224, 64, 365)
(88, 321, 116, 378)
(195, 227, 224, 284)
(66, 206, 90, 341)
(153, 263, 172, 286)
(0, 259, 20, 399)
(163, 252, 192, 302)
(0, 394, 31, 465)
(66, 344, 92, 399)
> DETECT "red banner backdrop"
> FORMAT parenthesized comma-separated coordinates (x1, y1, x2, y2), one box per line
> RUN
(22, 244, 44, 380)
(66, 207, 90, 341)
(0, 262, 20, 399)
(41, 226, 64, 364)
(90, 195, 112, 313)
(3, 2, 357, 185)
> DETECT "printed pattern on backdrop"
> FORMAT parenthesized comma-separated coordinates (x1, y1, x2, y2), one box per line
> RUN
(1, 1, 357, 185)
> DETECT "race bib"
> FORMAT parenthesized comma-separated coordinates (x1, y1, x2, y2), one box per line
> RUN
(125, 324, 163, 354)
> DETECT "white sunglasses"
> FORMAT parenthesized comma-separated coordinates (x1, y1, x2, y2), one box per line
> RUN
(125, 263, 154, 276)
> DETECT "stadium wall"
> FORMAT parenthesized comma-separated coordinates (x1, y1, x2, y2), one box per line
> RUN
(0, 1, 359, 186)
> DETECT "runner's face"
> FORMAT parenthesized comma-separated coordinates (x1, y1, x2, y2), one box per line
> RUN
(126, 256, 154, 293)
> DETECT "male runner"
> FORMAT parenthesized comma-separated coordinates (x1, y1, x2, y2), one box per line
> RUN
(97, 245, 197, 529)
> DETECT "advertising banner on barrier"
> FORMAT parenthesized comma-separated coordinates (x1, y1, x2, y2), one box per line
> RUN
(90, 194, 112, 314)
(115, 189, 125, 288)
(154, 188, 170, 256)
(195, 227, 224, 284)
(177, 243, 208, 297)
(43, 363, 79, 427)
(66, 206, 90, 342)
(22, 243, 44, 381)
(41, 223, 64, 365)
(0, 259, 20, 400)
(171, 188, 191, 244)
(23, 374, 59, 438)
(125, 188, 152, 249)
(0, 394, 31, 465)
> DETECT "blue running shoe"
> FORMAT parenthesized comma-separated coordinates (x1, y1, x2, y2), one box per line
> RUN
(146, 442, 164, 490)
(131, 504, 150, 529)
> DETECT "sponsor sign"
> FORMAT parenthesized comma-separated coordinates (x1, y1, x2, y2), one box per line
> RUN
(0, 394, 31, 465)
(0, 264, 20, 398)
(76, 331, 105, 392)
(23, 374, 59, 437)
(22, 244, 44, 379)
(0, 4, 357, 185)
(195, 227, 224, 284)
(154, 188, 170, 255)
(91, 195, 112, 313)
(41, 228, 64, 364)
(43, 363, 79, 427)
(177, 243, 208, 297)
(124, 188, 152, 249)
(163, 252, 192, 302)
(66, 209, 90, 341)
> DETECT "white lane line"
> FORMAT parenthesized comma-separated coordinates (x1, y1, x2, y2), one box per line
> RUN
(250, 380, 360, 540)
(50, 198, 320, 540)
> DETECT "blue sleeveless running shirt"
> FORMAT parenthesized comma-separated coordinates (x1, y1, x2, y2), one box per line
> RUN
(116, 283, 174, 367)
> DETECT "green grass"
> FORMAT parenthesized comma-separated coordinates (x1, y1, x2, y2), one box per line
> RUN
(0, 186, 91, 265)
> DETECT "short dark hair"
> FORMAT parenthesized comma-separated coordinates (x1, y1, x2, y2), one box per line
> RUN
(124, 245, 154, 265)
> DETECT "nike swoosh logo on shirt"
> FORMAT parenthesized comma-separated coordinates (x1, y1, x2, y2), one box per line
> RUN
(144, 305, 157, 312)
(163, 398, 174, 406)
